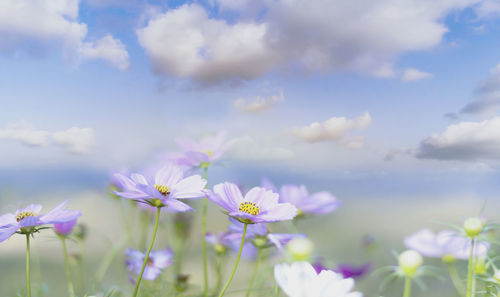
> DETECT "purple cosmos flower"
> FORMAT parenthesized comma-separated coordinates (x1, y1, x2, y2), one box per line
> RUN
(172, 131, 236, 168)
(261, 178, 341, 215)
(126, 248, 173, 281)
(0, 200, 81, 242)
(404, 229, 489, 260)
(206, 182, 297, 224)
(113, 165, 206, 212)
(336, 263, 371, 279)
(54, 218, 78, 236)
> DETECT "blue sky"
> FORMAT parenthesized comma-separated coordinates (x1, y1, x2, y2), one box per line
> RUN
(2, 0, 500, 199)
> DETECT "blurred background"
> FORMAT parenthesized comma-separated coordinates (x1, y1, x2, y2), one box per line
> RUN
(2, 0, 500, 296)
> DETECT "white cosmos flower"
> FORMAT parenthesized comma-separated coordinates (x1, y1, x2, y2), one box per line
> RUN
(274, 262, 363, 297)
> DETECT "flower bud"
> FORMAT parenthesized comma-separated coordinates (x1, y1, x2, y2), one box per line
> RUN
(441, 254, 455, 264)
(286, 237, 314, 261)
(494, 270, 500, 282)
(463, 217, 483, 237)
(398, 250, 423, 277)
(474, 257, 487, 275)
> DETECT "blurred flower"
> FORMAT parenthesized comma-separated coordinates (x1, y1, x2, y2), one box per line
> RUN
(125, 248, 173, 281)
(274, 261, 363, 297)
(205, 232, 232, 255)
(54, 218, 78, 236)
(261, 178, 341, 215)
(171, 131, 236, 169)
(0, 200, 81, 242)
(113, 165, 206, 211)
(206, 182, 297, 223)
(224, 218, 304, 251)
(336, 263, 371, 279)
(286, 237, 314, 261)
(404, 229, 489, 261)
(398, 250, 423, 277)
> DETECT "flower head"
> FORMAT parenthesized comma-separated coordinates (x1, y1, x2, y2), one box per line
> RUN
(125, 248, 173, 281)
(54, 218, 78, 236)
(0, 200, 81, 242)
(398, 250, 423, 277)
(173, 131, 236, 169)
(113, 165, 206, 212)
(206, 182, 297, 224)
(262, 178, 341, 215)
(404, 229, 489, 261)
(274, 261, 363, 297)
(336, 263, 371, 279)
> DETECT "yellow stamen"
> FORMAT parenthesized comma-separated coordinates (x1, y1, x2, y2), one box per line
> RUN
(238, 202, 260, 216)
(154, 184, 171, 196)
(205, 150, 213, 156)
(16, 212, 36, 222)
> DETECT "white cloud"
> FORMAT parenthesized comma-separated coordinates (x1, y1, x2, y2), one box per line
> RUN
(0, 121, 50, 146)
(0, 121, 95, 154)
(79, 35, 130, 70)
(0, 0, 129, 70)
(416, 116, 500, 161)
(230, 136, 294, 160)
(460, 63, 500, 114)
(137, 4, 277, 84)
(233, 91, 284, 112)
(293, 112, 371, 148)
(138, 0, 485, 84)
(52, 127, 95, 154)
(402, 68, 433, 81)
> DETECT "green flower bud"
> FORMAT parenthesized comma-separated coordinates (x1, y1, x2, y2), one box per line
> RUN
(286, 237, 314, 261)
(398, 250, 423, 277)
(463, 217, 483, 237)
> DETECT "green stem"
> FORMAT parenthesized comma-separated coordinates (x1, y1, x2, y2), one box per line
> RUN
(132, 206, 162, 297)
(202, 166, 209, 297)
(466, 239, 476, 297)
(26, 234, 31, 297)
(403, 276, 411, 297)
(214, 254, 223, 294)
(218, 223, 248, 297)
(447, 262, 465, 297)
(245, 248, 262, 297)
(78, 240, 87, 294)
(61, 238, 75, 297)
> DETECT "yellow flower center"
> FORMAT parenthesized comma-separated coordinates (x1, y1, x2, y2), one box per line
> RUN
(16, 212, 36, 222)
(155, 184, 171, 196)
(205, 150, 213, 156)
(238, 202, 260, 216)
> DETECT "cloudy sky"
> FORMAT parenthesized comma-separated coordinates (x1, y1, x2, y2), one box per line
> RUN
(2, 0, 500, 199)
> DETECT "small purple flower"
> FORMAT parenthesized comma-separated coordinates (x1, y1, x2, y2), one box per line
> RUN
(404, 229, 489, 260)
(0, 200, 81, 242)
(206, 182, 297, 224)
(54, 219, 78, 236)
(173, 131, 236, 168)
(126, 248, 173, 281)
(336, 263, 371, 279)
(262, 178, 341, 215)
(223, 218, 304, 258)
(113, 165, 206, 212)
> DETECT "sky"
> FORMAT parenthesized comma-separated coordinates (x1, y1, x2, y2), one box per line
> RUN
(2, 0, 500, 200)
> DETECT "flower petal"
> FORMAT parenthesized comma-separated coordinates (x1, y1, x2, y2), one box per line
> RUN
(0, 224, 19, 242)
(171, 175, 206, 199)
(255, 203, 297, 223)
(155, 165, 183, 187)
(39, 200, 82, 224)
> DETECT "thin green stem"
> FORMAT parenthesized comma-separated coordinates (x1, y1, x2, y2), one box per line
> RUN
(447, 262, 465, 297)
(202, 166, 209, 297)
(403, 276, 411, 297)
(214, 254, 223, 294)
(245, 248, 262, 297)
(132, 206, 162, 297)
(26, 234, 31, 297)
(61, 238, 75, 297)
(218, 223, 248, 297)
(466, 239, 476, 297)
